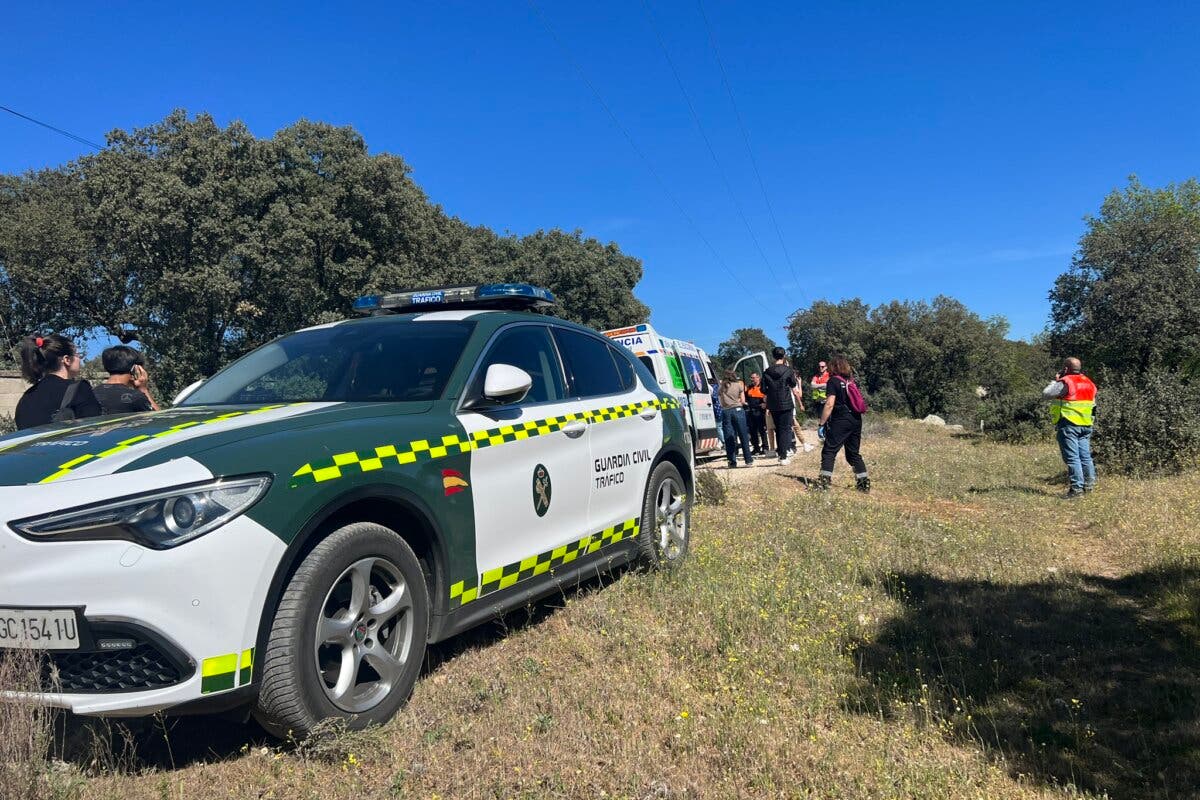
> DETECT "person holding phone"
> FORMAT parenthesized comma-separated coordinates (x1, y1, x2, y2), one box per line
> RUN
(94, 345, 160, 414)
(1043, 356, 1097, 498)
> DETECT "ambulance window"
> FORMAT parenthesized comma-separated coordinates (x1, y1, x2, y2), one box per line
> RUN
(679, 354, 709, 393)
(666, 356, 687, 391)
(608, 344, 636, 391)
(553, 328, 624, 398)
(471, 325, 565, 404)
(637, 355, 654, 375)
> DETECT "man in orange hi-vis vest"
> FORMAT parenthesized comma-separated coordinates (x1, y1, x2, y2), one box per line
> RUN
(809, 361, 830, 418)
(1043, 357, 1097, 498)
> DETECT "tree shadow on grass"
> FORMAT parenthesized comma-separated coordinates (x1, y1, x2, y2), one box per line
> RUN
(847, 567, 1200, 799)
(57, 566, 631, 772)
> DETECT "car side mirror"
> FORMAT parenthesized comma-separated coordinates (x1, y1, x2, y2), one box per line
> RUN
(171, 378, 205, 406)
(481, 364, 532, 405)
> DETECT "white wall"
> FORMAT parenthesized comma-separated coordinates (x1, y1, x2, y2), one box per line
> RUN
(0, 371, 25, 417)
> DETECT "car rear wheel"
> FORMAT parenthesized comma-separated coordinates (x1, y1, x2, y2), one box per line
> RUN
(253, 522, 429, 738)
(637, 461, 690, 570)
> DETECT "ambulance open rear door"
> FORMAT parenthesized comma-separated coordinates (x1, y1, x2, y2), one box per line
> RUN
(733, 352, 769, 385)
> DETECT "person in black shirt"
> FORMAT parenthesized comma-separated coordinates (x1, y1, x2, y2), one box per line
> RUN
(815, 354, 869, 492)
(761, 347, 799, 464)
(14, 333, 103, 430)
(93, 345, 159, 415)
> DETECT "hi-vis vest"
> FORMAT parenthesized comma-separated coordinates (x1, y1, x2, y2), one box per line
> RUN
(746, 384, 765, 409)
(1051, 373, 1096, 426)
(810, 372, 829, 401)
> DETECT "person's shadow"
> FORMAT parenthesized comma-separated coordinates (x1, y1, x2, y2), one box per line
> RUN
(847, 567, 1200, 799)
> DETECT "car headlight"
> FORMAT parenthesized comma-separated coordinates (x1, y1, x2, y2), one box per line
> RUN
(9, 476, 272, 549)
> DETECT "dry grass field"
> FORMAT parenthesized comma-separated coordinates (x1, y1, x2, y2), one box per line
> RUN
(6, 419, 1199, 800)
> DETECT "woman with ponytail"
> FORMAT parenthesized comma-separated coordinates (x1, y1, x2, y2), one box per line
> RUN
(14, 334, 102, 430)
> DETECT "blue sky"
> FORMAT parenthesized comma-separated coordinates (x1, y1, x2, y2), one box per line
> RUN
(3, 1, 1197, 352)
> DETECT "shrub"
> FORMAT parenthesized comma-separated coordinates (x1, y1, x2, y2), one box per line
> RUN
(861, 412, 894, 438)
(980, 392, 1054, 444)
(0, 413, 14, 436)
(1092, 368, 1200, 476)
(694, 469, 728, 506)
(863, 384, 906, 415)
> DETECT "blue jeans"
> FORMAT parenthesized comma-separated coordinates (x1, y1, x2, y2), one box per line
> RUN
(723, 407, 752, 464)
(1057, 423, 1096, 491)
(714, 410, 725, 445)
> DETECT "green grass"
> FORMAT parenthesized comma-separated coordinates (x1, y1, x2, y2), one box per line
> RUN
(27, 420, 1200, 799)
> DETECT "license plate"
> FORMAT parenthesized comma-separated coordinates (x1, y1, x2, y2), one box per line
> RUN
(0, 608, 81, 650)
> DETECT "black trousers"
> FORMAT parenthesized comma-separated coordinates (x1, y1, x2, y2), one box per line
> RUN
(820, 415, 867, 476)
(747, 408, 768, 452)
(770, 408, 794, 459)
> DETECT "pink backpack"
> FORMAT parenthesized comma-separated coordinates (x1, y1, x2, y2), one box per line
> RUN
(843, 377, 869, 414)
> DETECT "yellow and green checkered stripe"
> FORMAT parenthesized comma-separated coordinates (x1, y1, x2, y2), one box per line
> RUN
(201, 647, 255, 694)
(450, 518, 639, 607)
(38, 404, 291, 484)
(290, 397, 680, 488)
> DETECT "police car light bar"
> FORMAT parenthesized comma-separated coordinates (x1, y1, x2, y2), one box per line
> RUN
(352, 283, 557, 315)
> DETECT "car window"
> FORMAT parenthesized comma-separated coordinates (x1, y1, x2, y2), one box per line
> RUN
(608, 344, 636, 391)
(183, 321, 474, 405)
(633, 355, 659, 390)
(554, 328, 624, 398)
(470, 325, 565, 405)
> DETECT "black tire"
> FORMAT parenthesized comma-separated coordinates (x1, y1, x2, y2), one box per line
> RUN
(637, 461, 691, 570)
(253, 522, 429, 738)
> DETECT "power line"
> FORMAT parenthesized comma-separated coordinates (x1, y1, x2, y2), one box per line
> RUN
(526, 0, 774, 315)
(640, 0, 800, 308)
(696, 0, 805, 302)
(0, 105, 105, 151)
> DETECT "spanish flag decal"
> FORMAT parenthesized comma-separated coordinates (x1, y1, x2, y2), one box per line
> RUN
(442, 468, 468, 496)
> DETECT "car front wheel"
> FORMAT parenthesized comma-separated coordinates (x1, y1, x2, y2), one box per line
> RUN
(253, 522, 429, 738)
(637, 461, 690, 570)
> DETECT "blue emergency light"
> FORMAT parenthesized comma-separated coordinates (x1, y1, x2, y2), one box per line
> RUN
(352, 283, 556, 315)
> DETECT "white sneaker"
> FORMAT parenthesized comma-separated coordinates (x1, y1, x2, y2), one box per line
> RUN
(803, 443, 814, 453)
(778, 457, 791, 466)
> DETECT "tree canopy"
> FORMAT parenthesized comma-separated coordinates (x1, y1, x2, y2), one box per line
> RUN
(787, 299, 871, 377)
(0, 111, 649, 395)
(1049, 177, 1200, 374)
(715, 327, 777, 370)
(786, 296, 1041, 420)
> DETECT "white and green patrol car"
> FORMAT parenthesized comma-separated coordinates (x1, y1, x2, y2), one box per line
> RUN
(0, 284, 692, 736)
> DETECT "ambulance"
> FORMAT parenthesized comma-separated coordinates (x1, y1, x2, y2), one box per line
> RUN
(602, 324, 720, 454)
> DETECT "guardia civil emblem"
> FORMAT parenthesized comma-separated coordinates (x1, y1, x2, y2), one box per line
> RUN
(532, 464, 552, 517)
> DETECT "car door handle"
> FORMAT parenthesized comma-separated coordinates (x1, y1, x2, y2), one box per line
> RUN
(640, 407, 659, 420)
(561, 420, 587, 439)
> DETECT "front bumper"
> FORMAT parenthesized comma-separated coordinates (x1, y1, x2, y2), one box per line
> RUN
(0, 460, 287, 716)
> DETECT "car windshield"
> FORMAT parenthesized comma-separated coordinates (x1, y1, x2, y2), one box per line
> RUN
(181, 320, 476, 405)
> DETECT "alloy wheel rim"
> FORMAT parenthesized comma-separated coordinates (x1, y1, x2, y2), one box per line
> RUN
(313, 556, 414, 713)
(655, 477, 688, 562)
